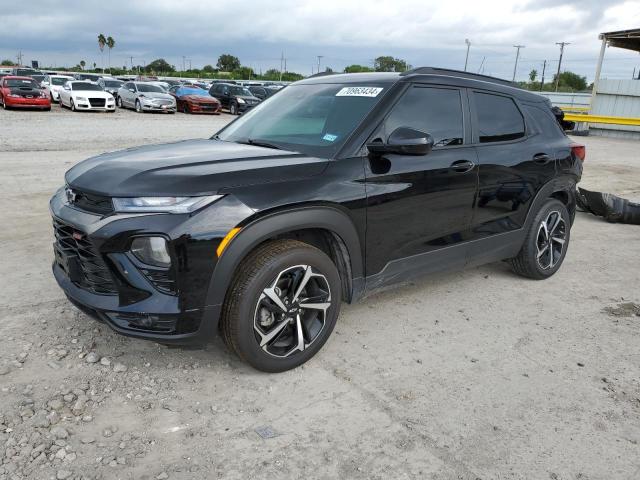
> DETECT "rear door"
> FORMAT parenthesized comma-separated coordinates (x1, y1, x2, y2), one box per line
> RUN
(364, 84, 479, 285)
(469, 90, 557, 262)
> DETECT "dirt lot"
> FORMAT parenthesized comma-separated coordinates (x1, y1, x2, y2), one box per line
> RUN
(1, 107, 639, 480)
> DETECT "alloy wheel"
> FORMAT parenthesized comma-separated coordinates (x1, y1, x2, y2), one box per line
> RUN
(253, 265, 332, 358)
(135, 100, 142, 113)
(230, 103, 236, 115)
(536, 210, 566, 270)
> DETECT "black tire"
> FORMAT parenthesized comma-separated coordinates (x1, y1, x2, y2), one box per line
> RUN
(509, 198, 570, 280)
(220, 239, 342, 372)
(182, 103, 190, 114)
(1, 97, 7, 109)
(229, 102, 237, 115)
(135, 100, 142, 113)
(117, 96, 123, 108)
(70, 99, 76, 112)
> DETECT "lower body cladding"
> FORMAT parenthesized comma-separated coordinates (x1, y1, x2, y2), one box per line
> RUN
(49, 188, 254, 345)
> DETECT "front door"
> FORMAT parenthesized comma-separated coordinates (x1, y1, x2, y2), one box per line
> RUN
(364, 84, 479, 288)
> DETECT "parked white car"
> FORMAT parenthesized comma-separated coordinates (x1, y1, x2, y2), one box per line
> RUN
(58, 81, 115, 112)
(41, 75, 74, 102)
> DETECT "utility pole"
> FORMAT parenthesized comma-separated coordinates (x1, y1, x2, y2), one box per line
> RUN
(129, 56, 134, 71)
(540, 59, 547, 92)
(182, 56, 186, 72)
(554, 42, 570, 91)
(464, 39, 471, 71)
(188, 59, 192, 70)
(512, 45, 525, 81)
(317, 55, 323, 74)
(16, 50, 23, 66)
(279, 51, 284, 82)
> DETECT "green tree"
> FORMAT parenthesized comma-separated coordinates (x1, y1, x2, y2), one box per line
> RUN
(146, 58, 175, 74)
(93, 62, 96, 70)
(106, 36, 115, 73)
(553, 71, 587, 91)
(80, 60, 86, 70)
(97, 33, 106, 71)
(202, 64, 215, 73)
(216, 54, 240, 72)
(232, 66, 254, 79)
(1, 59, 14, 66)
(529, 69, 538, 82)
(344, 64, 374, 73)
(374, 56, 407, 72)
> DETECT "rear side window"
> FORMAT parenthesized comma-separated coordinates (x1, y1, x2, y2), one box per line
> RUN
(523, 104, 565, 139)
(474, 92, 525, 143)
(381, 86, 464, 147)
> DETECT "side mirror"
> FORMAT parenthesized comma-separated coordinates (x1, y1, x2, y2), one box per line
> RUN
(129, 88, 135, 93)
(367, 127, 434, 156)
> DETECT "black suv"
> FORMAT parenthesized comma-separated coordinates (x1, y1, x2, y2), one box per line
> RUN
(50, 68, 583, 372)
(208, 83, 261, 114)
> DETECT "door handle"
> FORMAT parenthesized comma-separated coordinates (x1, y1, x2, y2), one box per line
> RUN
(450, 160, 475, 173)
(533, 153, 552, 164)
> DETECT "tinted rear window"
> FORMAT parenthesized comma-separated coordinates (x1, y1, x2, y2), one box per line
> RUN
(474, 92, 525, 143)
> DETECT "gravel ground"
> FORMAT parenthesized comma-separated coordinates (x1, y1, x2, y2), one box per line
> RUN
(0, 107, 639, 480)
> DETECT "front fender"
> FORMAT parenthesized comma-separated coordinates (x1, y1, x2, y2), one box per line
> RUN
(204, 206, 364, 310)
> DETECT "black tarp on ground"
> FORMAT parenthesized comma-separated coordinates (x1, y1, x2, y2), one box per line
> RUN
(576, 188, 640, 225)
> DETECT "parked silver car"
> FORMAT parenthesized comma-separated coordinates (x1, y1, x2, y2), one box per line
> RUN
(116, 81, 176, 113)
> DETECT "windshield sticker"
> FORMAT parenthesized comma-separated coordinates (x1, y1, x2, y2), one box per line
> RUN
(323, 133, 338, 142)
(335, 87, 383, 97)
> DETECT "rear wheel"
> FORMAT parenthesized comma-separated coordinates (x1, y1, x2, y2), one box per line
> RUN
(509, 198, 570, 279)
(220, 239, 342, 372)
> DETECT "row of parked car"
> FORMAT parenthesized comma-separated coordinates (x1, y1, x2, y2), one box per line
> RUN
(0, 67, 284, 115)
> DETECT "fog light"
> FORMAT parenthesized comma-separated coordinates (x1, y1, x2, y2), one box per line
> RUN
(130, 237, 171, 267)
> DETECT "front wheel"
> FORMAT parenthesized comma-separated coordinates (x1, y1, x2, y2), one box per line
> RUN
(509, 198, 571, 279)
(117, 96, 123, 108)
(70, 99, 76, 111)
(135, 100, 142, 113)
(229, 102, 237, 115)
(220, 239, 342, 372)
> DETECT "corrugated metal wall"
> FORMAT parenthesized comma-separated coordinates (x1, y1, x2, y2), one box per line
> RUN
(537, 92, 591, 108)
(590, 79, 640, 138)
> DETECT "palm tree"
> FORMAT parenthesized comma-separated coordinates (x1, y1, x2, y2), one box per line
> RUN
(80, 60, 86, 70)
(106, 36, 115, 73)
(98, 34, 106, 72)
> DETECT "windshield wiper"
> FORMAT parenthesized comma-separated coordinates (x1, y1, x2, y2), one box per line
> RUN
(241, 138, 284, 150)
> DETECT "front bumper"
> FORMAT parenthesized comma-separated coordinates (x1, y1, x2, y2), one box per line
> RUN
(141, 101, 176, 112)
(48, 188, 228, 345)
(74, 100, 116, 111)
(6, 96, 50, 108)
(187, 102, 221, 114)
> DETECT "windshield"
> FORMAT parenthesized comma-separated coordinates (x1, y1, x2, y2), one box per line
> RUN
(104, 80, 123, 88)
(77, 74, 100, 80)
(51, 77, 70, 86)
(176, 87, 208, 97)
(6, 78, 40, 88)
(217, 83, 386, 157)
(137, 84, 164, 93)
(230, 86, 253, 96)
(71, 82, 103, 91)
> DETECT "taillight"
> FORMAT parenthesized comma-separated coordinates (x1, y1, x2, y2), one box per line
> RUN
(570, 143, 586, 162)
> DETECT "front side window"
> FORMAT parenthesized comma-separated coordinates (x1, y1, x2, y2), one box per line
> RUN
(378, 86, 464, 147)
(217, 82, 387, 157)
(474, 92, 525, 143)
(51, 77, 69, 86)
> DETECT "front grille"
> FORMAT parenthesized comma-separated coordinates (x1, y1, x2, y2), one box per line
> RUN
(53, 219, 117, 295)
(156, 99, 173, 106)
(89, 98, 106, 107)
(70, 189, 114, 215)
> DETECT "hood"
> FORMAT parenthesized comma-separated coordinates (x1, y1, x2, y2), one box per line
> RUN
(65, 139, 328, 197)
(72, 90, 112, 98)
(139, 92, 172, 100)
(9, 86, 42, 96)
(182, 94, 218, 103)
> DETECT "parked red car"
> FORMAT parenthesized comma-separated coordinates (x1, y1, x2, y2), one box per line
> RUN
(168, 86, 221, 114)
(0, 76, 51, 110)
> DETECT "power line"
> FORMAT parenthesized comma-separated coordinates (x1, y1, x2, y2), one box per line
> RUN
(554, 42, 570, 91)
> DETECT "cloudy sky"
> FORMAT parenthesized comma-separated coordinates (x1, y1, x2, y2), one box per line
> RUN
(1, 0, 639, 81)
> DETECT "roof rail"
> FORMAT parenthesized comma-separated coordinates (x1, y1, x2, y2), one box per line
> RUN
(307, 71, 337, 79)
(400, 67, 516, 87)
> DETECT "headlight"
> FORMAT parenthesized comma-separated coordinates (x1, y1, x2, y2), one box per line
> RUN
(130, 237, 171, 267)
(112, 195, 223, 214)
(236, 98, 245, 104)
(76, 96, 87, 101)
